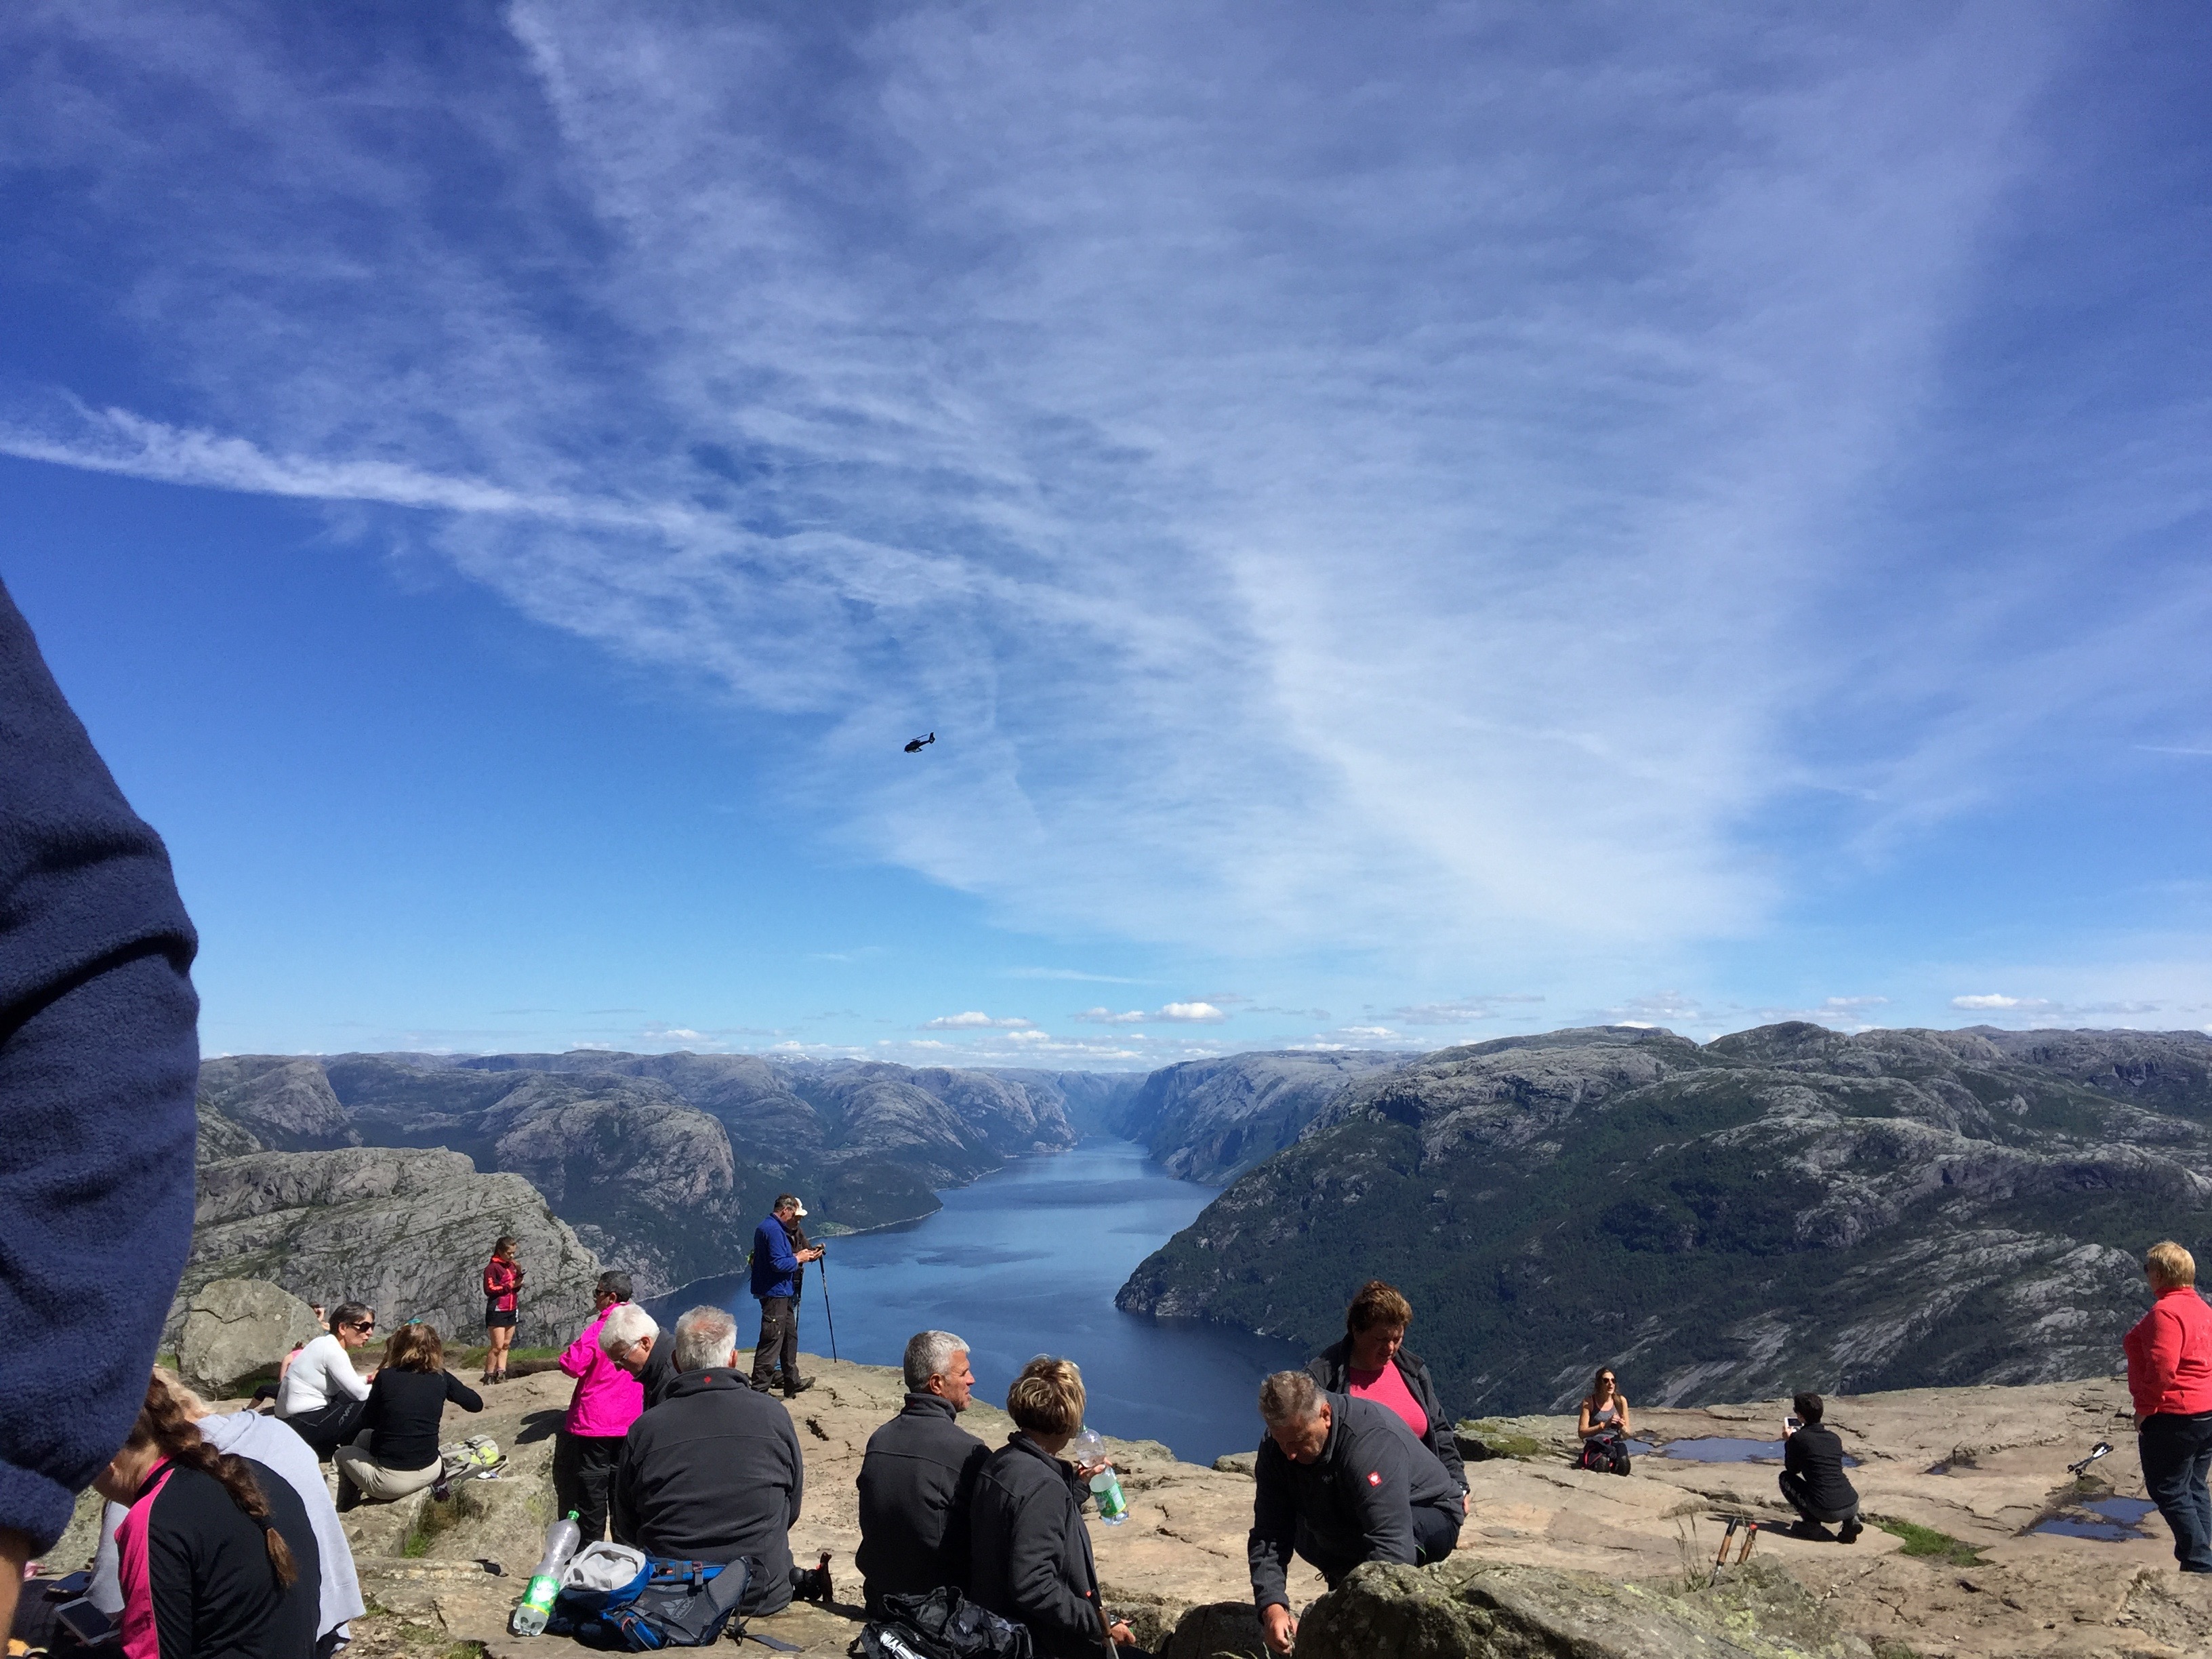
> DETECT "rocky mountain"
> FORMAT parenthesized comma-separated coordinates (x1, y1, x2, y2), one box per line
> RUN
(199, 1048, 1097, 1294)
(1111, 1050, 1412, 1181)
(1116, 1022, 2212, 1416)
(177, 1122, 602, 1347)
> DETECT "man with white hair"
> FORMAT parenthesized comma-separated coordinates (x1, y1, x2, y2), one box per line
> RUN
(609, 1305, 832, 1614)
(856, 1330, 991, 1615)
(1246, 1370, 1461, 1656)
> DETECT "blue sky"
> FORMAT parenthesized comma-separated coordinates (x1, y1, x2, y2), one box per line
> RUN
(2, 2, 2208, 1066)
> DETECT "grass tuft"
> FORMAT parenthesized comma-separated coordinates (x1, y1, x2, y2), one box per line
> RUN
(1872, 1517, 1985, 1566)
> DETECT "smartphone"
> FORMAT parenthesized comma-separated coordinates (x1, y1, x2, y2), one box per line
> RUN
(1784, 1416, 1801, 1433)
(54, 1597, 120, 1646)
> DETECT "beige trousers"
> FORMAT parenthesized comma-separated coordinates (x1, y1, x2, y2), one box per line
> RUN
(334, 1431, 440, 1503)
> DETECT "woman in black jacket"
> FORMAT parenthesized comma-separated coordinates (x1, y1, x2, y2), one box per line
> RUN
(333, 1323, 483, 1511)
(1306, 1279, 1467, 1504)
(968, 1358, 1145, 1657)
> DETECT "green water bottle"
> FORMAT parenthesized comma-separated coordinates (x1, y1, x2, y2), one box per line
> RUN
(1073, 1430, 1129, 1524)
(510, 1511, 581, 1636)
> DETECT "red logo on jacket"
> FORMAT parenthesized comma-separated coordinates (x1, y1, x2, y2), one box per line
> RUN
(1367, 1471, 1382, 1486)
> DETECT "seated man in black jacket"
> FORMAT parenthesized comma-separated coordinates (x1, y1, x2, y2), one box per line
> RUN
(1779, 1392, 1862, 1542)
(609, 1307, 832, 1613)
(858, 1329, 991, 1616)
(970, 1357, 1145, 1656)
(1248, 1370, 1462, 1656)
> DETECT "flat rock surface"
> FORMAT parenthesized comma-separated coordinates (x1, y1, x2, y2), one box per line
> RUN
(106, 1359, 2211, 1659)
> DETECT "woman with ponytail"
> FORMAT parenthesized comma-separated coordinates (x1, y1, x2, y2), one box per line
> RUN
(96, 1372, 321, 1658)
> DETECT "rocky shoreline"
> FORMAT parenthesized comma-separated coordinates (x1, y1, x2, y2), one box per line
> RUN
(48, 1349, 2212, 1658)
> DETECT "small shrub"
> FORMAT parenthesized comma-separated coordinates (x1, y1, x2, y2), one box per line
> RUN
(1872, 1517, 1984, 1566)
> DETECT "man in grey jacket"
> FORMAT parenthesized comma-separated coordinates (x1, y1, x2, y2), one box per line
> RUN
(857, 1330, 991, 1616)
(609, 1309, 830, 1615)
(1247, 1372, 1462, 1656)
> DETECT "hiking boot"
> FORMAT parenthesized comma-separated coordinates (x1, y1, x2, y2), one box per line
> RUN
(783, 1376, 816, 1397)
(1837, 1519, 1862, 1544)
(1786, 1519, 1834, 1542)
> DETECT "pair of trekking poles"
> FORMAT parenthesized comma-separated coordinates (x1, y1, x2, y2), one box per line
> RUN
(806, 1248, 838, 1362)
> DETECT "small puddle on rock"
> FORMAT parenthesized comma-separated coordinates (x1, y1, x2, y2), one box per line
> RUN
(2032, 1496, 2158, 1542)
(1659, 1437, 1859, 1467)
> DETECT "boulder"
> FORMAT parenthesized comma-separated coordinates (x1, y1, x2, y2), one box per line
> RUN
(175, 1147, 601, 1348)
(1291, 1557, 1867, 1659)
(1213, 1451, 1258, 1477)
(1161, 1601, 1267, 1658)
(174, 1278, 323, 1397)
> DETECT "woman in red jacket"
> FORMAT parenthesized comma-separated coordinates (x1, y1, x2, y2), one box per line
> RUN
(2123, 1240, 2212, 1574)
(482, 1235, 523, 1385)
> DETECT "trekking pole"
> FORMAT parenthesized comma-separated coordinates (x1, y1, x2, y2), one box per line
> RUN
(817, 1252, 838, 1363)
(1736, 1521, 1758, 1564)
(1709, 1515, 1740, 1584)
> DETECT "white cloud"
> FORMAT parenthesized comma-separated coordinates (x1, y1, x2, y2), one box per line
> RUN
(1075, 1000, 1229, 1025)
(1155, 1002, 1228, 1024)
(922, 1011, 1035, 1030)
(1950, 994, 2027, 1010)
(8, 2, 2203, 976)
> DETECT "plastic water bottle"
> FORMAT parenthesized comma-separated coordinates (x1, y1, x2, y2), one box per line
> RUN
(1071, 1431, 1128, 1525)
(510, 1511, 581, 1635)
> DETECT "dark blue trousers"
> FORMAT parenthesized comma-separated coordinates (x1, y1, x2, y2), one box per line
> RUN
(2140, 1412, 2212, 1572)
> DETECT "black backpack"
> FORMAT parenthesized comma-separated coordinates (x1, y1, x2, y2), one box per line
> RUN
(857, 1586, 1033, 1659)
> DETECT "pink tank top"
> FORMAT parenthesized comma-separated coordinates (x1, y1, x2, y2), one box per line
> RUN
(1347, 1361, 1429, 1439)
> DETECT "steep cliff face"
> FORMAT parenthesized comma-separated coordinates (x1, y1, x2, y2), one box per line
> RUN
(177, 1147, 600, 1347)
(197, 1056, 360, 1150)
(207, 1048, 1096, 1292)
(1119, 1050, 1411, 1181)
(1116, 1023, 2212, 1416)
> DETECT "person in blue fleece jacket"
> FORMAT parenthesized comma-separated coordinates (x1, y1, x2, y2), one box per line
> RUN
(0, 575, 199, 1631)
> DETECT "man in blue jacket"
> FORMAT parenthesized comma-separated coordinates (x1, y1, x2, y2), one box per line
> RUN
(748, 1194, 823, 1397)
(0, 577, 199, 1631)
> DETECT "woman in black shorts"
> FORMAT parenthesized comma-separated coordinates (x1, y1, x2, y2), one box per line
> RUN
(482, 1235, 523, 1384)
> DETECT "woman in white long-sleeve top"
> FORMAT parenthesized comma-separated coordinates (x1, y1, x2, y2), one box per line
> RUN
(275, 1303, 377, 1460)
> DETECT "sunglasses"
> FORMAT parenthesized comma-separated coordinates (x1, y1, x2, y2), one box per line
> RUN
(348, 1320, 376, 1332)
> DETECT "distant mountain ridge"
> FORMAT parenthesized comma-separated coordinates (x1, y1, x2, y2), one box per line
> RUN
(199, 1050, 1123, 1293)
(1116, 1022, 2212, 1417)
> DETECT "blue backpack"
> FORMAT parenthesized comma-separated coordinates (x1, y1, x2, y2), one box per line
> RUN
(550, 1555, 752, 1650)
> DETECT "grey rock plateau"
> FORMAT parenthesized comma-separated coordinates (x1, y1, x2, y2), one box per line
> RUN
(1118, 1022, 2212, 1416)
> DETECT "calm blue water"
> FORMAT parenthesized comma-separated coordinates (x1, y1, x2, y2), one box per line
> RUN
(2032, 1497, 2158, 1541)
(646, 1139, 1303, 1465)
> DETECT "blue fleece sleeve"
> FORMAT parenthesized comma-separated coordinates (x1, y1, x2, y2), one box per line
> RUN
(760, 1220, 799, 1275)
(0, 577, 199, 1552)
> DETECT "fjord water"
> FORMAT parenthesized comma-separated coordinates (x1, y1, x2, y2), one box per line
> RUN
(649, 1138, 1302, 1464)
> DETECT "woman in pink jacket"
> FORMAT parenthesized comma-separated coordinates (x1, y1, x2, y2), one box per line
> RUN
(2123, 1240, 2212, 1574)
(554, 1271, 649, 1541)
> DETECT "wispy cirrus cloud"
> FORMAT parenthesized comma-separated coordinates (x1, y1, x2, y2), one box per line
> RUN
(921, 1011, 1035, 1030)
(3, 0, 2208, 982)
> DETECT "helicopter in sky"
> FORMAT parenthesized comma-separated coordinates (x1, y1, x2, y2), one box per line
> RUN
(903, 731, 936, 754)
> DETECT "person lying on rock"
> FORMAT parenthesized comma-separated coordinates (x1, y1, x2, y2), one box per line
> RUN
(608, 1306, 834, 1614)
(969, 1357, 1147, 1656)
(1248, 1370, 1462, 1656)
(858, 1329, 992, 1616)
(1778, 1392, 1861, 1542)
(1305, 1280, 1468, 1512)
(332, 1323, 482, 1513)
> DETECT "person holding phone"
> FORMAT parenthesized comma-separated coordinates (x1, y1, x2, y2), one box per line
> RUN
(483, 1236, 523, 1385)
(1778, 1392, 1860, 1542)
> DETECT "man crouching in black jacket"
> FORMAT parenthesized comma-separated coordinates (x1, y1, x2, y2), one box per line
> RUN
(609, 1307, 833, 1614)
(1248, 1371, 1463, 1656)
(857, 1329, 991, 1615)
(970, 1357, 1147, 1656)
